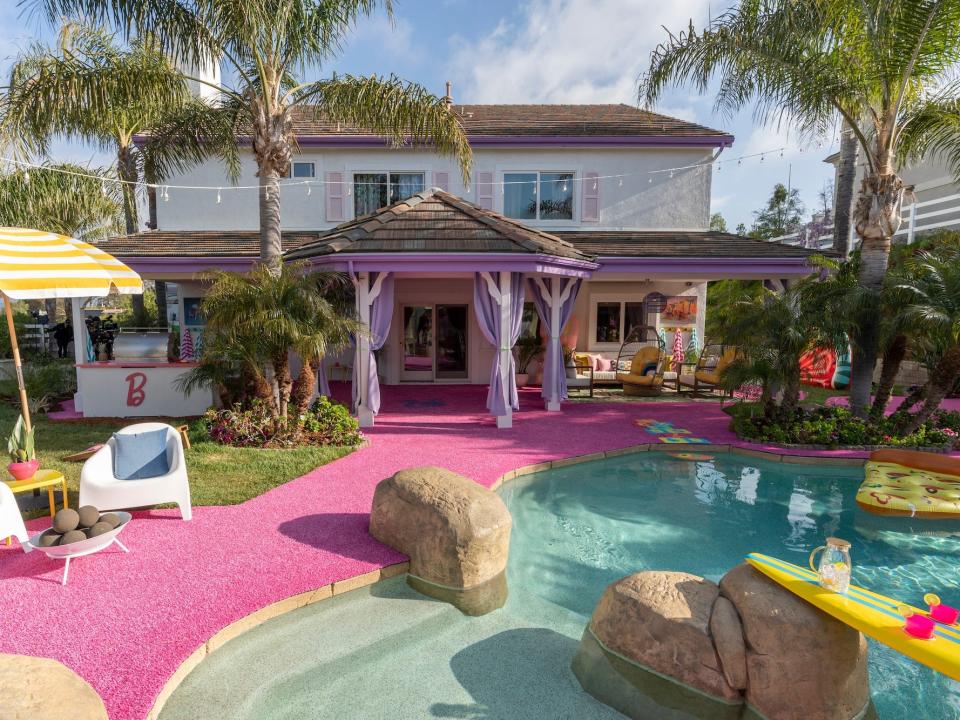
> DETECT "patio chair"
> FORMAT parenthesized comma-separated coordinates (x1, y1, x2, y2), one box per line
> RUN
(679, 344, 738, 398)
(80, 422, 192, 520)
(1, 482, 32, 552)
(617, 346, 666, 397)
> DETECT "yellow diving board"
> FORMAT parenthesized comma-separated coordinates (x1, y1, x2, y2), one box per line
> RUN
(746, 552, 960, 681)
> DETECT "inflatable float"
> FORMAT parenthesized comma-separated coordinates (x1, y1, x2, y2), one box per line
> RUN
(747, 552, 960, 681)
(856, 449, 960, 519)
(799, 344, 851, 390)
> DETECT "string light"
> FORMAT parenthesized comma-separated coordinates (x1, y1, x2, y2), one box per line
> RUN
(216, 188, 221, 204)
(0, 145, 791, 195)
(306, 184, 312, 196)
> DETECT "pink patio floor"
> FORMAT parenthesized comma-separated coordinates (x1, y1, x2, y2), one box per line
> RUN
(0, 384, 949, 719)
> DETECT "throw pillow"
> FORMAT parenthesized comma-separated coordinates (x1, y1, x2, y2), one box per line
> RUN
(596, 357, 613, 372)
(113, 428, 171, 481)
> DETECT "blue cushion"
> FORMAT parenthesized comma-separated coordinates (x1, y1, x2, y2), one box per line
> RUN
(113, 428, 170, 480)
(641, 362, 658, 376)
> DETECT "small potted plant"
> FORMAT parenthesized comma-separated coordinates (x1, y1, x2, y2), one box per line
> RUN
(7, 414, 37, 481)
(514, 335, 544, 388)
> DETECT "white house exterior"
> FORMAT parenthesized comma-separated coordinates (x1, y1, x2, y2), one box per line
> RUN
(87, 100, 820, 424)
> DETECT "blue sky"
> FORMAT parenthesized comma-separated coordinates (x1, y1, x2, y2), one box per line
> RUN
(1, 0, 837, 231)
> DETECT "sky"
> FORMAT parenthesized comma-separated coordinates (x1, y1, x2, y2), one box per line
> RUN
(1, 0, 838, 231)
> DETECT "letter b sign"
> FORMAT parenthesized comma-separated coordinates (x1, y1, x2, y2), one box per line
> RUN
(125, 372, 147, 407)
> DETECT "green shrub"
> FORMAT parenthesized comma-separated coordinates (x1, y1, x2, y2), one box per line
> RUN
(0, 358, 76, 403)
(205, 396, 362, 449)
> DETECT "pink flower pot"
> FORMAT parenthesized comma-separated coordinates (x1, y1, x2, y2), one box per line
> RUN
(8, 459, 39, 481)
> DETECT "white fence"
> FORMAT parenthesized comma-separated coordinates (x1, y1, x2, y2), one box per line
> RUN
(766, 189, 960, 250)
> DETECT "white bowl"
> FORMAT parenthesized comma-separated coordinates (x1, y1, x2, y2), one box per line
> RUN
(29, 511, 132, 558)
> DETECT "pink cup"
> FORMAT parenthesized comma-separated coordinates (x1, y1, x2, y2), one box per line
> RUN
(930, 603, 960, 625)
(904, 613, 936, 639)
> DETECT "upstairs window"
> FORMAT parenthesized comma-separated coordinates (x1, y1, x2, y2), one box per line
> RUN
(288, 161, 315, 178)
(503, 171, 574, 221)
(354, 172, 424, 216)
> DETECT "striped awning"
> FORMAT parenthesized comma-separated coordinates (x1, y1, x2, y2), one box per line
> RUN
(0, 227, 143, 300)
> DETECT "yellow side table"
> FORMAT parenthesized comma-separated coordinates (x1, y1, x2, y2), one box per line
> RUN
(4, 470, 68, 544)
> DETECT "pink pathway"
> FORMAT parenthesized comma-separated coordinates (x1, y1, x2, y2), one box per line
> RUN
(0, 386, 931, 719)
(826, 395, 960, 413)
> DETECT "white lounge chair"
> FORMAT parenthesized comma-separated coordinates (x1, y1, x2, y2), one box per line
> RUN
(1, 482, 32, 552)
(80, 422, 192, 520)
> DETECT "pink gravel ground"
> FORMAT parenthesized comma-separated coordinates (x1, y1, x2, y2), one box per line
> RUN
(1, 384, 954, 719)
(825, 395, 960, 413)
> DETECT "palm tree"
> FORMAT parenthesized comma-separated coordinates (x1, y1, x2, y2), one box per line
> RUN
(832, 121, 858, 257)
(889, 247, 960, 435)
(641, 0, 960, 418)
(34, 0, 474, 269)
(195, 263, 358, 418)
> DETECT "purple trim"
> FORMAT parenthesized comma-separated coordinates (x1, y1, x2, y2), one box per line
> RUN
(595, 256, 812, 276)
(116, 256, 259, 274)
(301, 252, 598, 277)
(134, 133, 733, 149)
(292, 134, 734, 149)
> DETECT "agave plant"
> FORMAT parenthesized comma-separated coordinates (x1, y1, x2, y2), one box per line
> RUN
(7, 414, 35, 463)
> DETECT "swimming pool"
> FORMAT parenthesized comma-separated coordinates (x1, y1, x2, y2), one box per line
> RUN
(160, 451, 960, 719)
(499, 451, 960, 719)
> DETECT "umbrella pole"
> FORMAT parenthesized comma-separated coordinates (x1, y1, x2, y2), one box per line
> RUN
(3, 293, 31, 433)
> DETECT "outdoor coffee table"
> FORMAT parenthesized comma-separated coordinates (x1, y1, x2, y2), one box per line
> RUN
(4, 470, 68, 545)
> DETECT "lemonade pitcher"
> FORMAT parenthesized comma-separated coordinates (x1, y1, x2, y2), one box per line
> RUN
(809, 537, 852, 594)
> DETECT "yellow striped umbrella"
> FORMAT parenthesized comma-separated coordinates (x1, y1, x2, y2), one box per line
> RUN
(0, 227, 143, 432)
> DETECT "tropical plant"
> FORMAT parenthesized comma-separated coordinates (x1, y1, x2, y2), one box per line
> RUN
(514, 335, 543, 374)
(888, 247, 960, 434)
(641, 0, 960, 418)
(7, 414, 35, 463)
(180, 263, 358, 419)
(33, 0, 474, 269)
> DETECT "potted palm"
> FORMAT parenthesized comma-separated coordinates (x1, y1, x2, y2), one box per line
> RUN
(7, 414, 38, 481)
(514, 335, 544, 388)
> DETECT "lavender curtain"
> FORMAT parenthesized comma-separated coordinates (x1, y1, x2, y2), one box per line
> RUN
(352, 272, 394, 415)
(528, 277, 581, 404)
(317, 362, 331, 397)
(474, 272, 525, 415)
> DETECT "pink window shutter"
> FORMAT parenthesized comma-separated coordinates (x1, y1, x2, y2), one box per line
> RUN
(432, 171, 449, 192)
(582, 171, 600, 222)
(325, 171, 345, 222)
(477, 171, 494, 210)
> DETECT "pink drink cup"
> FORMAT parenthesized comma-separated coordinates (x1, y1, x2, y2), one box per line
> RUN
(930, 604, 960, 625)
(904, 613, 936, 639)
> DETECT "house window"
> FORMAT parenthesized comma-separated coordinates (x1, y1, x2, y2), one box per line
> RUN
(520, 302, 541, 339)
(594, 300, 656, 345)
(353, 172, 424, 216)
(503, 171, 574, 221)
(595, 302, 621, 343)
(289, 161, 315, 178)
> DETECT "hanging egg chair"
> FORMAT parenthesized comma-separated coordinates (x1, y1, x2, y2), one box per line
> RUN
(615, 324, 667, 396)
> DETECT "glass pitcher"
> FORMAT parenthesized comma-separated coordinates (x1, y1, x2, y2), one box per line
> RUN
(809, 537, 852, 594)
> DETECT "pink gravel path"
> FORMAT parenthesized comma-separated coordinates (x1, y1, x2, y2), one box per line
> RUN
(825, 395, 960, 413)
(1, 385, 954, 719)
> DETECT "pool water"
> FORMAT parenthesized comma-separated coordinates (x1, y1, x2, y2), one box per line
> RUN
(499, 451, 960, 719)
(160, 451, 960, 719)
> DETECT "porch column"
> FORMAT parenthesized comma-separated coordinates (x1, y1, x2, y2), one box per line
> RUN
(497, 271, 513, 429)
(529, 276, 581, 411)
(351, 271, 393, 428)
(70, 297, 87, 413)
(475, 272, 525, 429)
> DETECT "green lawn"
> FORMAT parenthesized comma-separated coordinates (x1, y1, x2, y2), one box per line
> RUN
(0, 403, 354, 517)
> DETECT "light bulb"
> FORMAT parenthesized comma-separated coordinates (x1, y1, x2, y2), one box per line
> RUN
(760, 154, 765, 162)
(669, 171, 674, 179)
(307, 184, 312, 196)
(592, 181, 598, 191)
(648, 176, 653, 184)
(23, 171, 30, 184)
(737, 159, 742, 166)
(163, 186, 169, 201)
(618, 178, 623, 187)
(780, 149, 784, 158)
(216, 188, 221, 204)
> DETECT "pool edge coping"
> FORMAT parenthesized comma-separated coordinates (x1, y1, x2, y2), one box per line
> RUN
(146, 442, 865, 720)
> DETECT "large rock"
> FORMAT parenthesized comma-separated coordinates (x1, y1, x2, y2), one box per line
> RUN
(720, 563, 871, 720)
(369, 466, 512, 614)
(0, 653, 108, 720)
(709, 595, 747, 691)
(587, 572, 740, 703)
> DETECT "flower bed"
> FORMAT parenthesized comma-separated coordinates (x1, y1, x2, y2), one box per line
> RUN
(731, 405, 960, 451)
(205, 396, 363, 448)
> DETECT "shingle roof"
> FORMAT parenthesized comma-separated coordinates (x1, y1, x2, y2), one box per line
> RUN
(555, 231, 832, 258)
(96, 230, 321, 257)
(288, 103, 729, 140)
(285, 188, 592, 261)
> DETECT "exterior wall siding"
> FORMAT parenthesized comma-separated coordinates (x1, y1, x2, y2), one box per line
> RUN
(155, 146, 714, 233)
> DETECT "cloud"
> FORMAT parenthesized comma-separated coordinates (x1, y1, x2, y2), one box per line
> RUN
(450, 0, 708, 104)
(343, 14, 416, 64)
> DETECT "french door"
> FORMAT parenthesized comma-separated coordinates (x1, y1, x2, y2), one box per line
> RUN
(401, 304, 468, 381)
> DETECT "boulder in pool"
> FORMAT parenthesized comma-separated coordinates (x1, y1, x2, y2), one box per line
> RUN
(369, 466, 511, 615)
(720, 562, 871, 720)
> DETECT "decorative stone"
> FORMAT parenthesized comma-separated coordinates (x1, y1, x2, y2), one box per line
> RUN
(369, 465, 512, 615)
(53, 507, 79, 533)
(0, 653, 108, 719)
(720, 563, 871, 720)
(709, 596, 747, 690)
(99, 513, 121, 529)
(87, 521, 112, 538)
(77, 505, 100, 528)
(585, 572, 739, 703)
(38, 530, 62, 547)
(60, 529, 87, 546)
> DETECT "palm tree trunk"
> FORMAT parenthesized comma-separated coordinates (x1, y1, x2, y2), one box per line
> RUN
(870, 334, 907, 421)
(899, 347, 960, 436)
(290, 358, 317, 416)
(118, 143, 144, 319)
(154, 280, 168, 328)
(251, 103, 292, 271)
(272, 352, 293, 419)
(832, 122, 858, 257)
(779, 371, 802, 420)
(258, 169, 283, 270)
(850, 172, 907, 417)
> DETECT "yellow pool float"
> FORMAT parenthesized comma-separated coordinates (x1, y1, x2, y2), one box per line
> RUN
(857, 450, 960, 519)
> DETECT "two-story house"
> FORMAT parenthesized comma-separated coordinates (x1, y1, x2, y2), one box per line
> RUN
(85, 95, 820, 425)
